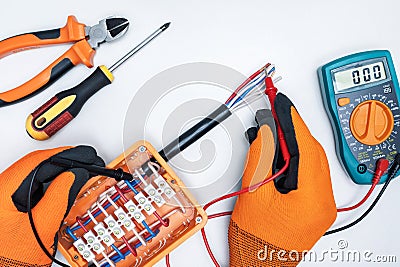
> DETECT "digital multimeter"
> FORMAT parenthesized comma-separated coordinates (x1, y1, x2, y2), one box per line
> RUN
(318, 50, 400, 184)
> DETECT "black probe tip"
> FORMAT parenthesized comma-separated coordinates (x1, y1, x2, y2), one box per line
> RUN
(160, 22, 171, 31)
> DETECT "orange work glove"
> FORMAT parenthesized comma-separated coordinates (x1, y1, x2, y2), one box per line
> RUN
(228, 93, 337, 266)
(0, 146, 105, 267)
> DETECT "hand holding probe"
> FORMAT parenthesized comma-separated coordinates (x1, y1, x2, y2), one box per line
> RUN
(26, 23, 171, 141)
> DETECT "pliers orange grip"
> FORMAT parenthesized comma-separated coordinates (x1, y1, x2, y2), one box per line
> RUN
(0, 15, 129, 107)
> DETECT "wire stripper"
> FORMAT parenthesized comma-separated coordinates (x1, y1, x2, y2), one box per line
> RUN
(0, 15, 129, 107)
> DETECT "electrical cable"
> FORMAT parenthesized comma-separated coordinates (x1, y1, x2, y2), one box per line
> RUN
(142, 63, 276, 176)
(158, 104, 232, 162)
(225, 64, 270, 106)
(325, 154, 400, 236)
(27, 160, 70, 267)
(207, 211, 233, 219)
(27, 64, 279, 267)
(231, 76, 283, 112)
(337, 184, 377, 212)
(228, 64, 276, 109)
(229, 75, 266, 108)
(337, 158, 389, 212)
(199, 73, 290, 267)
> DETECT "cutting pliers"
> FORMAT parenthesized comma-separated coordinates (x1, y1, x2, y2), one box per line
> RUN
(0, 15, 129, 107)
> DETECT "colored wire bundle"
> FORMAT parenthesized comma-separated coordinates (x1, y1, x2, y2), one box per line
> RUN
(225, 63, 280, 111)
(192, 70, 290, 267)
(64, 164, 174, 267)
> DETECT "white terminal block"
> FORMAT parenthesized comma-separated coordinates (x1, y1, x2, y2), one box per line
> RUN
(154, 177, 176, 199)
(144, 184, 166, 207)
(94, 222, 115, 247)
(135, 191, 156, 215)
(83, 230, 105, 254)
(115, 207, 136, 231)
(125, 199, 146, 223)
(104, 215, 125, 239)
(73, 238, 95, 262)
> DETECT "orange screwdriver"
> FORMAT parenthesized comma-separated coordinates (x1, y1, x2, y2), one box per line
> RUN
(26, 23, 170, 141)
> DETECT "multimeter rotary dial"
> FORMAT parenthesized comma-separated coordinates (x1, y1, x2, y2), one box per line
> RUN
(350, 100, 394, 146)
(336, 88, 399, 175)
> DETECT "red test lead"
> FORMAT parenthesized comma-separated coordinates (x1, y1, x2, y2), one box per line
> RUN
(337, 158, 389, 212)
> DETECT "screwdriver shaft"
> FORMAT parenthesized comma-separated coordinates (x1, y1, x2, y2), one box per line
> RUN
(109, 22, 171, 72)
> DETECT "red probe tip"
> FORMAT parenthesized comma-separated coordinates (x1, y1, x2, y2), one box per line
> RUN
(265, 76, 275, 89)
(373, 159, 390, 184)
(376, 158, 390, 171)
(372, 159, 389, 184)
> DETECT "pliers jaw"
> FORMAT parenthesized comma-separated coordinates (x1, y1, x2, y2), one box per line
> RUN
(85, 16, 129, 49)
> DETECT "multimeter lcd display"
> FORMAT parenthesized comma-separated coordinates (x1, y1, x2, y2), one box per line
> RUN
(333, 58, 389, 93)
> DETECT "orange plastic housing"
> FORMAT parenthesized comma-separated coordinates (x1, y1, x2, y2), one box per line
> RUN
(58, 141, 207, 267)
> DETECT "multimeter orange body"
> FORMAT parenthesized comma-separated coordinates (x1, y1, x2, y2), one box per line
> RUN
(318, 50, 400, 184)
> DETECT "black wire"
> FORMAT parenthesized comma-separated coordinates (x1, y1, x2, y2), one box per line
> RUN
(28, 159, 133, 266)
(27, 160, 70, 267)
(325, 161, 400, 236)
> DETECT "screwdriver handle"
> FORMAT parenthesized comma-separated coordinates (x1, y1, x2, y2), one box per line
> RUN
(26, 66, 114, 140)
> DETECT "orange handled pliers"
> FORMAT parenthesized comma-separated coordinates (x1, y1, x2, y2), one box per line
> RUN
(0, 15, 129, 107)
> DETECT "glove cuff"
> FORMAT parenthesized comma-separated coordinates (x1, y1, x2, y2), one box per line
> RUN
(228, 220, 302, 267)
(0, 256, 51, 267)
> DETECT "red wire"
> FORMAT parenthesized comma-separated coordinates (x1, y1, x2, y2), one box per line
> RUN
(112, 186, 138, 256)
(337, 183, 377, 212)
(201, 75, 291, 267)
(77, 182, 142, 226)
(208, 211, 233, 219)
(166, 254, 171, 267)
(264, 77, 290, 162)
(337, 158, 389, 212)
(114, 221, 164, 257)
(122, 236, 137, 256)
(115, 185, 129, 202)
(114, 184, 169, 228)
(154, 211, 169, 227)
(78, 190, 127, 224)
(76, 217, 89, 233)
(200, 159, 290, 267)
(224, 64, 270, 105)
(197, 211, 234, 267)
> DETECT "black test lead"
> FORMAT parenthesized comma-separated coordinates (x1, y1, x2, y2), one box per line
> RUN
(26, 22, 171, 141)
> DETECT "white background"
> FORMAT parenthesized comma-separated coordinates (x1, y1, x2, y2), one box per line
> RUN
(0, 0, 399, 266)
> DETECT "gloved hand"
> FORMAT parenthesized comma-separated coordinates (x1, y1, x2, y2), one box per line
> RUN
(228, 93, 337, 266)
(0, 146, 105, 267)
